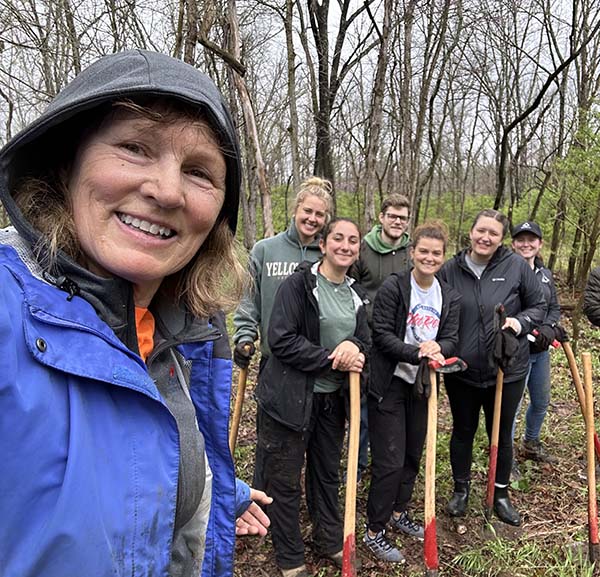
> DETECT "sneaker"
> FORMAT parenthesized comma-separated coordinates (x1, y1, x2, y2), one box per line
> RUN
(363, 529, 405, 563)
(280, 565, 312, 577)
(521, 439, 558, 464)
(389, 510, 424, 539)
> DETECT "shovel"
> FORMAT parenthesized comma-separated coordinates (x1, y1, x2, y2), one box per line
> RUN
(342, 371, 361, 577)
(485, 304, 505, 522)
(425, 357, 468, 576)
(582, 352, 600, 561)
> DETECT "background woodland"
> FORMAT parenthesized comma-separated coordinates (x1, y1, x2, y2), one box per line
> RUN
(1, 0, 600, 292)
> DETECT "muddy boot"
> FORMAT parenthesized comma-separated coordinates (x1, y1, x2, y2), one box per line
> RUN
(521, 439, 557, 464)
(493, 486, 521, 526)
(446, 481, 470, 517)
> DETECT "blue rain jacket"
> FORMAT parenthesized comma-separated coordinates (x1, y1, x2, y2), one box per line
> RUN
(0, 241, 245, 577)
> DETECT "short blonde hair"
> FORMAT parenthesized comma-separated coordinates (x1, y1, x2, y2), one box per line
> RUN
(293, 176, 333, 218)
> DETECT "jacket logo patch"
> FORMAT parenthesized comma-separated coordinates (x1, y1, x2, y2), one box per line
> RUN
(491, 277, 506, 282)
(265, 261, 297, 278)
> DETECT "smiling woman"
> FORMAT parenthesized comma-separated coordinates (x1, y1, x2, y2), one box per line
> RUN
(254, 217, 370, 577)
(364, 221, 461, 563)
(439, 209, 546, 527)
(0, 50, 271, 577)
(67, 108, 227, 307)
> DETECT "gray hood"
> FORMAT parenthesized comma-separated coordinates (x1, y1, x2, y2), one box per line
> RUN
(0, 49, 241, 242)
(0, 50, 241, 352)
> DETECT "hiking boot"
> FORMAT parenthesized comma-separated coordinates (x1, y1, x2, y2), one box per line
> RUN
(280, 565, 312, 577)
(389, 510, 424, 539)
(363, 529, 405, 563)
(521, 439, 557, 464)
(446, 481, 470, 517)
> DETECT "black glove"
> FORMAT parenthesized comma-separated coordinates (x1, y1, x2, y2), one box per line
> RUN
(492, 327, 520, 370)
(553, 324, 569, 343)
(413, 358, 432, 399)
(535, 324, 555, 350)
(233, 341, 255, 369)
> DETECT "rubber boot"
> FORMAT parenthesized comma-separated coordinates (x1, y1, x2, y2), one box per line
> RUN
(493, 486, 521, 526)
(446, 481, 470, 517)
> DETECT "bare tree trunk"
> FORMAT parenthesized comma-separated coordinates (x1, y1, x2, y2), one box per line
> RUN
(285, 0, 301, 189)
(363, 0, 392, 228)
(199, 0, 274, 237)
(226, 0, 273, 236)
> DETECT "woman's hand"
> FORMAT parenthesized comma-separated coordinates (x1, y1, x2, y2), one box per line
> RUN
(427, 351, 445, 365)
(418, 340, 441, 359)
(502, 317, 522, 335)
(328, 340, 363, 372)
(235, 488, 273, 537)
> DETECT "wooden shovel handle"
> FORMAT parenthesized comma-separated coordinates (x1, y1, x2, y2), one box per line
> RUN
(485, 368, 504, 519)
(342, 371, 360, 577)
(564, 342, 600, 459)
(424, 367, 439, 573)
(229, 364, 249, 456)
(582, 353, 600, 559)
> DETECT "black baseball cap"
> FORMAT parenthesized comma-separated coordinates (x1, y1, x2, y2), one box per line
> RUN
(511, 221, 542, 239)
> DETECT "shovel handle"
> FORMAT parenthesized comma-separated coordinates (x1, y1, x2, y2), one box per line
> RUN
(582, 353, 600, 559)
(485, 368, 504, 520)
(563, 342, 600, 460)
(229, 345, 252, 455)
(229, 366, 249, 455)
(342, 371, 360, 577)
(424, 367, 439, 571)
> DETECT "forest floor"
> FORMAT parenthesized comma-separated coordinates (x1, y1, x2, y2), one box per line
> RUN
(230, 307, 600, 577)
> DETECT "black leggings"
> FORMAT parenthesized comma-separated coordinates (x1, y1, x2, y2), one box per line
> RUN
(366, 376, 428, 533)
(445, 376, 526, 486)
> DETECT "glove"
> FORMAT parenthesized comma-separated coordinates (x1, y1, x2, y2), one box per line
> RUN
(234, 341, 255, 369)
(413, 358, 432, 399)
(534, 324, 555, 350)
(553, 324, 569, 343)
(492, 327, 520, 370)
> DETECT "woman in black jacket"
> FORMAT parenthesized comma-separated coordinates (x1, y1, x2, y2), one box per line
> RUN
(510, 221, 561, 465)
(363, 222, 461, 563)
(255, 217, 370, 577)
(439, 209, 546, 526)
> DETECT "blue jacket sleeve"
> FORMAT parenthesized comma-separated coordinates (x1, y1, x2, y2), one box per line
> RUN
(235, 478, 252, 518)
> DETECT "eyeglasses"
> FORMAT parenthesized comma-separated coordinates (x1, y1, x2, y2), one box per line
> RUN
(384, 213, 409, 223)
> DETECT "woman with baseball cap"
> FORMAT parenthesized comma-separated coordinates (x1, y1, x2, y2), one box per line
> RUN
(511, 221, 562, 465)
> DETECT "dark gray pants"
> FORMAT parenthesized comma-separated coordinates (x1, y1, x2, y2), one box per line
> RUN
(256, 392, 345, 569)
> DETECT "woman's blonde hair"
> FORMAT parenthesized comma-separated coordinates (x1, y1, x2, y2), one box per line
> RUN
(293, 176, 333, 219)
(12, 100, 246, 318)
